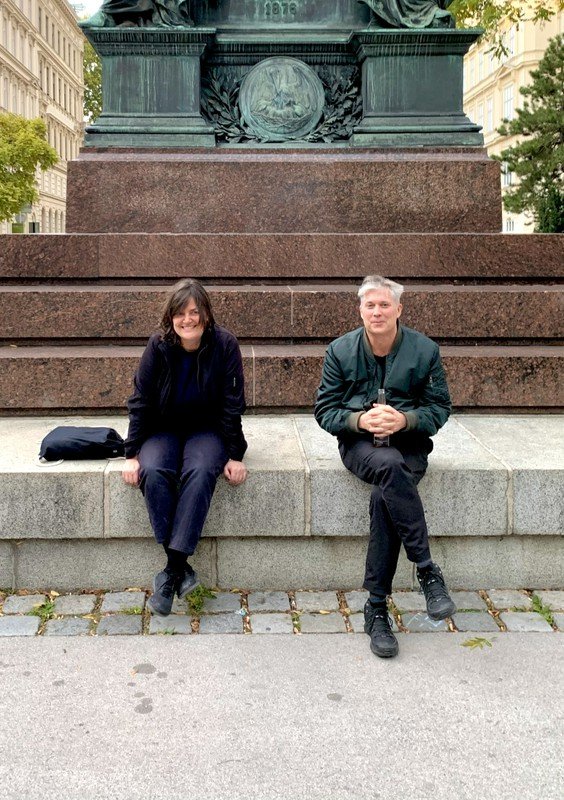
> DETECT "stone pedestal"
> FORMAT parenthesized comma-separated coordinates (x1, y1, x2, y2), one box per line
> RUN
(83, 28, 216, 148)
(352, 30, 483, 147)
(66, 149, 501, 233)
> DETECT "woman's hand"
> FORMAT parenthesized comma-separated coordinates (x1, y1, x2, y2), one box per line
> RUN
(122, 457, 140, 486)
(223, 459, 248, 486)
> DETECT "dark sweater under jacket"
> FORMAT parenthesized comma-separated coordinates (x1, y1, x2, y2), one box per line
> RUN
(125, 325, 247, 461)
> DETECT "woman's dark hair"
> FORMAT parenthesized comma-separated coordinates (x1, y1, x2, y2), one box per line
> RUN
(160, 279, 215, 345)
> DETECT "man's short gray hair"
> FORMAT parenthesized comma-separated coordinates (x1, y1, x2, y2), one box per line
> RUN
(358, 275, 404, 304)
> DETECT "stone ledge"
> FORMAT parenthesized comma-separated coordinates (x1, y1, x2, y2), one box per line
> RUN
(1, 233, 562, 280)
(0, 416, 561, 544)
(2, 535, 563, 591)
(2, 284, 562, 342)
(0, 347, 562, 410)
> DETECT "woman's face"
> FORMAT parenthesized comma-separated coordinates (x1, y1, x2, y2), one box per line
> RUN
(172, 298, 205, 351)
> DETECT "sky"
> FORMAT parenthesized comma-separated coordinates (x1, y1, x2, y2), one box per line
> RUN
(73, 0, 103, 17)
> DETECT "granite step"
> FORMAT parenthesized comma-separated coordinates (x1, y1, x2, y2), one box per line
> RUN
(1, 284, 562, 343)
(0, 343, 561, 411)
(0, 414, 562, 590)
(1, 233, 563, 280)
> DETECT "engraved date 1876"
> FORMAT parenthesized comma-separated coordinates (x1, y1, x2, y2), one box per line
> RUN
(264, 1, 298, 20)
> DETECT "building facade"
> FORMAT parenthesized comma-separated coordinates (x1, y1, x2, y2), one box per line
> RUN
(0, 0, 84, 233)
(464, 10, 564, 232)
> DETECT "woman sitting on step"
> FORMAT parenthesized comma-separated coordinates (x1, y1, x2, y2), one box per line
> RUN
(122, 279, 248, 616)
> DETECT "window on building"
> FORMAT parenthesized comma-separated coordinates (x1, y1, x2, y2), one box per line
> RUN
(508, 26, 515, 56)
(486, 96, 493, 132)
(476, 103, 484, 130)
(478, 52, 484, 82)
(469, 58, 475, 88)
(505, 217, 515, 232)
(502, 163, 513, 187)
(503, 84, 514, 120)
(488, 51, 495, 75)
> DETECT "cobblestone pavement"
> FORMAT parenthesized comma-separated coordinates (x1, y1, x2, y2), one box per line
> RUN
(0, 587, 562, 637)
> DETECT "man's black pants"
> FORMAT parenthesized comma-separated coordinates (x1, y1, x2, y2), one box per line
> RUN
(338, 436, 432, 596)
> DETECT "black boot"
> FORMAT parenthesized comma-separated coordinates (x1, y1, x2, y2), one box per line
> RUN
(177, 564, 200, 599)
(417, 563, 456, 620)
(148, 569, 178, 616)
(364, 600, 399, 659)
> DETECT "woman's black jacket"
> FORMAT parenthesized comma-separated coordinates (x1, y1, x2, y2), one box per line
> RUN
(125, 325, 247, 461)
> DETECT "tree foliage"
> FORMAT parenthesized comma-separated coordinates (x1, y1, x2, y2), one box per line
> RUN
(0, 113, 58, 224)
(493, 34, 564, 232)
(450, 0, 563, 56)
(83, 40, 102, 123)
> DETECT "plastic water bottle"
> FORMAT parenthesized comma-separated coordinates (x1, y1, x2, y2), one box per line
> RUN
(374, 388, 389, 447)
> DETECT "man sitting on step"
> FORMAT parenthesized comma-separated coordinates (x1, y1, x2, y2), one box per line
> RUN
(314, 275, 456, 658)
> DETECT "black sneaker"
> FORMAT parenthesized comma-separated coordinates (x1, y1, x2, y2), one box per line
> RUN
(177, 564, 200, 600)
(417, 563, 456, 620)
(363, 600, 399, 659)
(148, 569, 177, 616)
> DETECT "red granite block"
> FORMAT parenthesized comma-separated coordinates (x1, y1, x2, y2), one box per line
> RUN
(0, 346, 140, 410)
(66, 150, 501, 234)
(95, 233, 563, 280)
(0, 346, 561, 412)
(0, 234, 99, 279)
(0, 285, 292, 341)
(251, 345, 564, 409)
(290, 285, 564, 341)
(252, 345, 326, 408)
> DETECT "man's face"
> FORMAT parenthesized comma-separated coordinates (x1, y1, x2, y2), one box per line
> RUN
(359, 288, 402, 340)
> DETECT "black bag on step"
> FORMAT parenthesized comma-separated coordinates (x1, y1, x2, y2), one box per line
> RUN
(39, 426, 125, 461)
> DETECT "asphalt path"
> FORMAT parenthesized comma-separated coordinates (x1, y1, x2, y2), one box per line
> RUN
(1, 633, 562, 800)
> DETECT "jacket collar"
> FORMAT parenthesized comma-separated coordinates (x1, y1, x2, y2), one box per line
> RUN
(362, 323, 403, 362)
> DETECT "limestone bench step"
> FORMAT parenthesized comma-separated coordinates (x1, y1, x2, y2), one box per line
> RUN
(0, 344, 561, 411)
(1, 233, 563, 280)
(1, 284, 562, 343)
(0, 415, 562, 591)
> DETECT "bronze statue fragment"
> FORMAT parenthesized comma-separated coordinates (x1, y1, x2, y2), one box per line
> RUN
(79, 0, 193, 28)
(361, 0, 455, 29)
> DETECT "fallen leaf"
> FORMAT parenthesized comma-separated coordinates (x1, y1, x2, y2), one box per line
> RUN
(461, 637, 493, 650)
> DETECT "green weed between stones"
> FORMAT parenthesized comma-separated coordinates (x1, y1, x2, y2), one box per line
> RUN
(531, 594, 555, 626)
(187, 585, 216, 615)
(27, 599, 56, 623)
(158, 629, 176, 635)
(121, 606, 143, 615)
(461, 637, 494, 650)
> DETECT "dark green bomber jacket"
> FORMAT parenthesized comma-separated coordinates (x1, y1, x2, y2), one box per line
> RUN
(314, 324, 452, 443)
